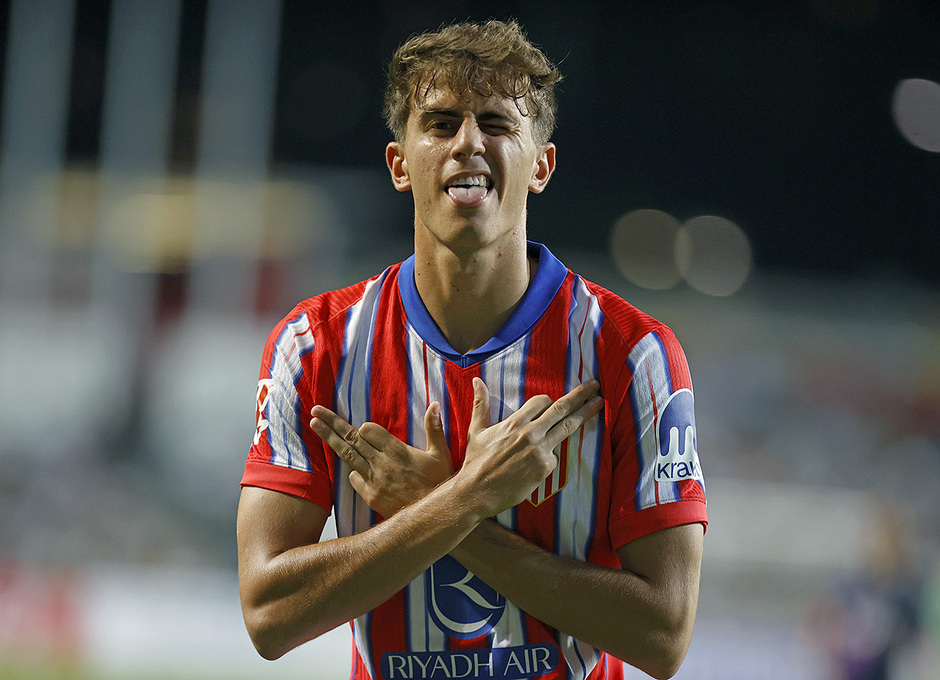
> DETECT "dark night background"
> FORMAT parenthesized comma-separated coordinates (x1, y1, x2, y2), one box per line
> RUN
(13, 0, 937, 286)
(269, 0, 940, 286)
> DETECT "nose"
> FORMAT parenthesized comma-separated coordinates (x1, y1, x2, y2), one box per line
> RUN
(451, 116, 485, 159)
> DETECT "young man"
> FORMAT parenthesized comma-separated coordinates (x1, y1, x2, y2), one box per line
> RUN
(238, 20, 707, 680)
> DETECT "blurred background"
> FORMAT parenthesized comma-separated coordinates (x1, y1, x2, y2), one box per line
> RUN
(0, 0, 938, 678)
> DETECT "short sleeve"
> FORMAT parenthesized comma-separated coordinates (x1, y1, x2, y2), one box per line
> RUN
(608, 328, 707, 549)
(241, 307, 334, 512)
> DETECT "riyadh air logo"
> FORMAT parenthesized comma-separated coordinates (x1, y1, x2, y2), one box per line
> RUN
(426, 555, 505, 639)
(655, 389, 702, 483)
(253, 379, 275, 446)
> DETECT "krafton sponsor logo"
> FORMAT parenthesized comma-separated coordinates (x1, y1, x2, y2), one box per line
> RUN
(654, 389, 702, 483)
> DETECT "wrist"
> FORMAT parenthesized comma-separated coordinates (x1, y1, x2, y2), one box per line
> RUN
(440, 465, 499, 526)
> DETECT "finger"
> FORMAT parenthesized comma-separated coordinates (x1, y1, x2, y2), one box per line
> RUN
(468, 377, 491, 436)
(348, 469, 367, 497)
(512, 393, 554, 423)
(357, 421, 398, 451)
(565, 378, 601, 405)
(310, 404, 352, 435)
(423, 402, 450, 456)
(309, 410, 374, 478)
(545, 395, 604, 448)
(311, 406, 379, 460)
(532, 379, 601, 436)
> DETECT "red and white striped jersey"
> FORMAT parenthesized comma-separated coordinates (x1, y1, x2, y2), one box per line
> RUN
(242, 242, 707, 680)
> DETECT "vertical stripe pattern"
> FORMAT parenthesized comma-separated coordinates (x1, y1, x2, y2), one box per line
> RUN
(242, 252, 707, 680)
(333, 271, 392, 680)
(554, 276, 605, 679)
(264, 311, 314, 471)
(403, 324, 448, 653)
(626, 331, 680, 510)
(480, 337, 530, 651)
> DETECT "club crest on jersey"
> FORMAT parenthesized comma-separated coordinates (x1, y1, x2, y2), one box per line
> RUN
(655, 388, 702, 483)
(528, 434, 572, 506)
(253, 379, 275, 446)
(426, 555, 505, 639)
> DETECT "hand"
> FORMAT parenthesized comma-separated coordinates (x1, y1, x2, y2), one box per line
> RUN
(310, 403, 453, 518)
(458, 377, 603, 517)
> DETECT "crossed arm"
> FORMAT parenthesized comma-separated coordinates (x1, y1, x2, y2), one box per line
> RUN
(237, 378, 703, 680)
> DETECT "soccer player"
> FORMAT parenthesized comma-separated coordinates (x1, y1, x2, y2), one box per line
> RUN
(237, 19, 707, 680)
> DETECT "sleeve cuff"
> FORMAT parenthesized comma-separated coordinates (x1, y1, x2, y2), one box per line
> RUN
(609, 499, 708, 550)
(240, 460, 333, 514)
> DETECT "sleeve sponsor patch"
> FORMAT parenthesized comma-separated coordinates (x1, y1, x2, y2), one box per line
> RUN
(253, 378, 276, 446)
(655, 388, 702, 483)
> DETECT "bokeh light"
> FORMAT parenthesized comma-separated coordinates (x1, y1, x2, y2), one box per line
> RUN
(676, 215, 752, 296)
(892, 78, 940, 153)
(609, 208, 682, 290)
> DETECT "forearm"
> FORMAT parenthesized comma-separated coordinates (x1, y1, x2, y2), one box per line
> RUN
(240, 476, 489, 660)
(450, 521, 701, 679)
(279, 378, 609, 659)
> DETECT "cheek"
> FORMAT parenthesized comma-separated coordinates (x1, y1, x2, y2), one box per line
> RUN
(505, 162, 537, 198)
(417, 190, 435, 213)
(411, 171, 438, 216)
(408, 147, 444, 190)
(411, 169, 438, 204)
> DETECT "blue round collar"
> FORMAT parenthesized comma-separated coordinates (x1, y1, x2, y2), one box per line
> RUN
(398, 241, 568, 365)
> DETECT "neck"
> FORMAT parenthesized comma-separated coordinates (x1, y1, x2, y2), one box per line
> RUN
(414, 232, 533, 355)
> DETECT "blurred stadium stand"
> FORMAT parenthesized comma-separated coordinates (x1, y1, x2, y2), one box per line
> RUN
(0, 0, 938, 678)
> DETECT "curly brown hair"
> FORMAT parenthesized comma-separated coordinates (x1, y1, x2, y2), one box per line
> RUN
(383, 20, 562, 145)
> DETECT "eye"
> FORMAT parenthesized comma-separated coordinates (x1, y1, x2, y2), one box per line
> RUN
(478, 115, 517, 135)
(426, 118, 458, 133)
(481, 123, 510, 135)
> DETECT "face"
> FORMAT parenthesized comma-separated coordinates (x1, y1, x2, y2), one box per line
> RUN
(386, 87, 555, 256)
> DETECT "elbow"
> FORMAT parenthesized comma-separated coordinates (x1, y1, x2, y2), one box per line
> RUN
(642, 651, 687, 680)
(239, 570, 304, 660)
(242, 594, 336, 661)
(254, 641, 286, 663)
(252, 636, 288, 663)
(631, 635, 690, 680)
(641, 585, 699, 679)
(243, 605, 290, 661)
(242, 596, 312, 661)
(624, 611, 695, 680)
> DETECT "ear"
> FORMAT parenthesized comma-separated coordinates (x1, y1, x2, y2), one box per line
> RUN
(528, 143, 556, 194)
(386, 142, 411, 192)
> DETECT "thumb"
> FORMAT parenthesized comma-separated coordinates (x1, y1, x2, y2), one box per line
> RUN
(424, 402, 450, 457)
(468, 377, 491, 436)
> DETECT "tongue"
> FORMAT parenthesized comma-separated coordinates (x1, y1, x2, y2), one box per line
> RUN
(447, 185, 488, 206)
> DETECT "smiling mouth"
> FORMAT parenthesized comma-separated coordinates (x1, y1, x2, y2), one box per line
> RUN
(446, 175, 492, 207)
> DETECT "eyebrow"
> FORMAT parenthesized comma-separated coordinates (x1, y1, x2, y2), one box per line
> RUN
(477, 110, 518, 125)
(417, 107, 519, 126)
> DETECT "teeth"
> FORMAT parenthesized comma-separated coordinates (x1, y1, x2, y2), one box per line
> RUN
(449, 176, 488, 187)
